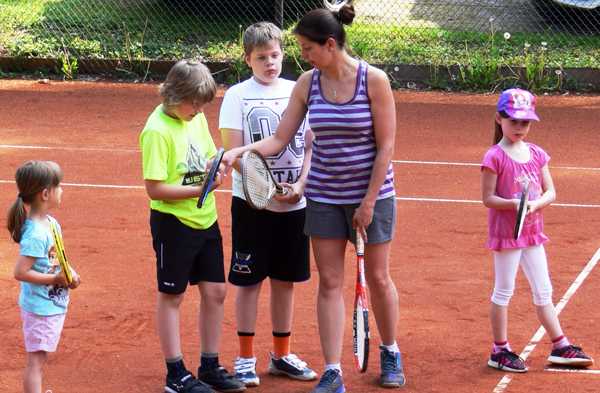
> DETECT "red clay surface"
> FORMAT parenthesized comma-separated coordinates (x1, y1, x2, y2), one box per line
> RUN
(1, 80, 599, 393)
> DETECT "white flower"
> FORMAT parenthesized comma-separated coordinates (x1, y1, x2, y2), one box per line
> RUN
(503, 32, 511, 40)
(555, 69, 562, 75)
(394, 66, 399, 72)
(524, 42, 531, 49)
(489, 16, 495, 23)
(541, 42, 547, 47)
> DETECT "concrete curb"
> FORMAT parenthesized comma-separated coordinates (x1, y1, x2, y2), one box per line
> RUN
(1, 57, 600, 92)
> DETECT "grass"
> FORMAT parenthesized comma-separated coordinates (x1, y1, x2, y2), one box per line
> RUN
(1, 0, 599, 90)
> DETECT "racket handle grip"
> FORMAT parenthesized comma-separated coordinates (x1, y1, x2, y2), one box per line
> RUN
(356, 233, 364, 255)
(276, 185, 288, 196)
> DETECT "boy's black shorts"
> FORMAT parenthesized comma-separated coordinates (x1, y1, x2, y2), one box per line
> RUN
(228, 197, 310, 287)
(150, 210, 225, 294)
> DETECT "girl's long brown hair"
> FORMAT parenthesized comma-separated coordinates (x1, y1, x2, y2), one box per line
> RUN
(7, 161, 63, 243)
(493, 111, 509, 145)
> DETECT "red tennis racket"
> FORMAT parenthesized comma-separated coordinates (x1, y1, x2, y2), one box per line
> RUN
(353, 233, 370, 372)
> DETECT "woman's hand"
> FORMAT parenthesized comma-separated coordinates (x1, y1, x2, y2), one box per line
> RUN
(222, 148, 242, 173)
(353, 201, 375, 242)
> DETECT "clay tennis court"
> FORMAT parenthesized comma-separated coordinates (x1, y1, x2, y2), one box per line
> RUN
(1, 80, 599, 392)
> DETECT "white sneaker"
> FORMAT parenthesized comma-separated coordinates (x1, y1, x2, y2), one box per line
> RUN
(268, 352, 317, 381)
(233, 357, 260, 387)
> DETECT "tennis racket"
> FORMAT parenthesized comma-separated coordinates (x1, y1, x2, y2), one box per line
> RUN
(353, 233, 370, 372)
(197, 148, 225, 208)
(240, 149, 287, 210)
(49, 220, 73, 285)
(514, 181, 530, 239)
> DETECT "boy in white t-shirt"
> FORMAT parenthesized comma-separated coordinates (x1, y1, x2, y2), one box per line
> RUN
(219, 22, 316, 387)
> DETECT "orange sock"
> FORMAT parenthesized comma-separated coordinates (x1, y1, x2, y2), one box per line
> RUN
(273, 332, 291, 358)
(238, 332, 254, 358)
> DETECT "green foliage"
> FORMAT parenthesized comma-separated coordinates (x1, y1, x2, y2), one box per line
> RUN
(58, 40, 78, 80)
(0, 0, 599, 90)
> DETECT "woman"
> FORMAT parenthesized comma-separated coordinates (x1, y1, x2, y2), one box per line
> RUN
(222, 2, 405, 391)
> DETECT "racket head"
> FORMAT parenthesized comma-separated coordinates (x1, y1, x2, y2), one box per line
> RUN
(240, 150, 281, 210)
(353, 234, 369, 372)
(50, 221, 73, 285)
(513, 182, 530, 239)
(197, 148, 225, 208)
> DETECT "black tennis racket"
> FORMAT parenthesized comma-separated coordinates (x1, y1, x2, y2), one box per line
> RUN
(513, 181, 530, 239)
(240, 149, 287, 210)
(353, 233, 370, 372)
(197, 148, 224, 208)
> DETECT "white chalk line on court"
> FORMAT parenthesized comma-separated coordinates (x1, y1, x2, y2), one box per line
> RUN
(0, 144, 138, 153)
(1, 180, 599, 208)
(392, 159, 600, 172)
(545, 368, 600, 375)
(493, 247, 600, 393)
(2, 144, 600, 172)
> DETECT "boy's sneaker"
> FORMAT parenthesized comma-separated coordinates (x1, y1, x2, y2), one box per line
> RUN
(165, 372, 216, 393)
(548, 345, 594, 367)
(198, 366, 246, 392)
(268, 352, 318, 381)
(488, 349, 528, 373)
(310, 369, 345, 393)
(233, 357, 260, 387)
(380, 346, 406, 388)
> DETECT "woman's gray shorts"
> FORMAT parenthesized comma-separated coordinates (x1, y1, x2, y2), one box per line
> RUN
(304, 196, 396, 244)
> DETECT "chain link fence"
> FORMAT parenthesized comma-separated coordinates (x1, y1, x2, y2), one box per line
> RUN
(1, 1, 599, 88)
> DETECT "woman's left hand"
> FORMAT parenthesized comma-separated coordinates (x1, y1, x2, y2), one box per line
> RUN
(353, 201, 375, 242)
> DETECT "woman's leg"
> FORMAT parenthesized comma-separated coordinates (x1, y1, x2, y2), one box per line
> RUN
(363, 240, 398, 345)
(313, 237, 347, 364)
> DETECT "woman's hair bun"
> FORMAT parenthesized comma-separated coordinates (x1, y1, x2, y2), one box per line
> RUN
(337, 4, 355, 25)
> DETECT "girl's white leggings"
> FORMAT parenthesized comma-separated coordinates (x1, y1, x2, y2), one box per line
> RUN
(491, 245, 553, 307)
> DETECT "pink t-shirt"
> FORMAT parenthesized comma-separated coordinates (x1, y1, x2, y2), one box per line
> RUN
(481, 143, 550, 250)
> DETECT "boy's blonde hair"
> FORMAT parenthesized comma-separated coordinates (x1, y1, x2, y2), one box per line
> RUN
(243, 22, 283, 56)
(159, 60, 217, 108)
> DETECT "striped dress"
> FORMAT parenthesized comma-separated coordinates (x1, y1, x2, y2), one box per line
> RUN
(305, 61, 395, 204)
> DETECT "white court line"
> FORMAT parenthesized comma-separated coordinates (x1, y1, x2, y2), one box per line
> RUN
(1, 180, 600, 207)
(392, 159, 600, 171)
(545, 368, 600, 375)
(2, 144, 600, 171)
(493, 247, 600, 393)
(0, 144, 138, 153)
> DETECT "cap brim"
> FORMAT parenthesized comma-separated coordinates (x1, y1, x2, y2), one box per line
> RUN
(507, 110, 540, 122)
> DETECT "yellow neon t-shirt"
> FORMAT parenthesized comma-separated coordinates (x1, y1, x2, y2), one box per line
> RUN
(140, 105, 218, 229)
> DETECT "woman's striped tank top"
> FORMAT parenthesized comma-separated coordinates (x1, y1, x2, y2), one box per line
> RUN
(305, 61, 395, 204)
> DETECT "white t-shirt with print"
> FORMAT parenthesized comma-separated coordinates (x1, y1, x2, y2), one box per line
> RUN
(219, 77, 308, 212)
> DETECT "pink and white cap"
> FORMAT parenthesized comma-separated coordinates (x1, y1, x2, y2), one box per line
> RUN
(497, 88, 540, 121)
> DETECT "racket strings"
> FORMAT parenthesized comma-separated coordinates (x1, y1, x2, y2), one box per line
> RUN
(244, 156, 274, 208)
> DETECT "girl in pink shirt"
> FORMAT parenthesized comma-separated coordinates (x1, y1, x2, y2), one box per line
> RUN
(481, 88, 593, 373)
